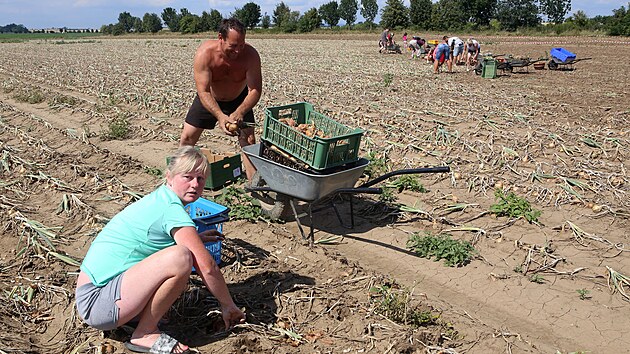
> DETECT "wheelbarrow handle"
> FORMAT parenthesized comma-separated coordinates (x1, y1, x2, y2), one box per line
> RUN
(335, 187, 382, 195)
(358, 166, 451, 188)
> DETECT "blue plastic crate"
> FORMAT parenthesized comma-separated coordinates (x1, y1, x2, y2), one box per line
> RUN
(550, 47, 576, 63)
(184, 198, 230, 266)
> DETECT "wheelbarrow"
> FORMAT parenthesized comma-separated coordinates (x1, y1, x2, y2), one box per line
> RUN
(474, 55, 545, 75)
(242, 144, 450, 243)
(548, 47, 592, 70)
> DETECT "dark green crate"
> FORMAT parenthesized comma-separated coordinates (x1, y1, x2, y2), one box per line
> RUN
(166, 149, 242, 189)
(262, 102, 364, 170)
(482, 58, 497, 79)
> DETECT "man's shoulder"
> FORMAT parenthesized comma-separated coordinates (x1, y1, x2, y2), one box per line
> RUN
(243, 43, 261, 61)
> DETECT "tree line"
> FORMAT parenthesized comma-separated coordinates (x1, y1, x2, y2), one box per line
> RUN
(0, 23, 29, 33)
(98, 0, 630, 36)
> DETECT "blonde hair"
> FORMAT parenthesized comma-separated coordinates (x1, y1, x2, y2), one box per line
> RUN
(166, 146, 209, 179)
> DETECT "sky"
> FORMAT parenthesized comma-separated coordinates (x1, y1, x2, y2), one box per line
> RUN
(0, 0, 627, 29)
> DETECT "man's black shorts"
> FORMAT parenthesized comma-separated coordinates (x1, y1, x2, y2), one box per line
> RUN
(185, 88, 255, 129)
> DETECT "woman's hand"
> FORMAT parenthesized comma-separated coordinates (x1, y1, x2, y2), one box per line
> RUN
(198, 229, 224, 243)
(221, 303, 246, 330)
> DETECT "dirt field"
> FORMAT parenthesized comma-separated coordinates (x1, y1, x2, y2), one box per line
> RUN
(0, 34, 628, 354)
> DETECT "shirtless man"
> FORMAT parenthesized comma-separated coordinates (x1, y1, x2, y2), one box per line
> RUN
(179, 18, 262, 181)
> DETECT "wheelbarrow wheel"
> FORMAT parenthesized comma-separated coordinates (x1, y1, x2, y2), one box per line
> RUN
(249, 171, 288, 220)
(475, 61, 483, 75)
(548, 60, 558, 70)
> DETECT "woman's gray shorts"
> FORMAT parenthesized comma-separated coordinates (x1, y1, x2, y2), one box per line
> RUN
(75, 273, 123, 331)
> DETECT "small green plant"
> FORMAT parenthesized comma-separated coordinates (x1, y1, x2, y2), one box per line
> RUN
(513, 265, 523, 273)
(529, 274, 545, 284)
(13, 89, 45, 104)
(103, 115, 130, 140)
(364, 151, 388, 179)
(378, 187, 397, 203)
(386, 175, 427, 193)
(576, 288, 591, 300)
(407, 231, 476, 267)
(490, 189, 541, 223)
(144, 166, 162, 177)
(369, 284, 438, 327)
(382, 73, 394, 87)
(49, 94, 79, 109)
(212, 185, 268, 222)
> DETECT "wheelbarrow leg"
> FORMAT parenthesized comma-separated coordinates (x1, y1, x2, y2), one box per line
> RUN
(329, 194, 355, 229)
(289, 198, 313, 245)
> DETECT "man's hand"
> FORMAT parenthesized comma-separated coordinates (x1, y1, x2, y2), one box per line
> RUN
(218, 115, 239, 136)
(221, 303, 246, 330)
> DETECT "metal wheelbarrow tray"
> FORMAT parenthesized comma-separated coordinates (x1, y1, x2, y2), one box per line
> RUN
(243, 143, 450, 242)
(242, 144, 370, 202)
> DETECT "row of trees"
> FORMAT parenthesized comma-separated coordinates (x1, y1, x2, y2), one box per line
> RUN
(100, 0, 630, 36)
(0, 23, 29, 33)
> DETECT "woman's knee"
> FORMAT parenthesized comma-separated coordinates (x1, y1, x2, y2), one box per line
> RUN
(163, 245, 193, 274)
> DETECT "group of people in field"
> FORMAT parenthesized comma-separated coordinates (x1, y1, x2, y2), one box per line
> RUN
(398, 31, 481, 74)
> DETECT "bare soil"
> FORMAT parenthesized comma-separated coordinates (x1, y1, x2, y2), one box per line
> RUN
(0, 35, 628, 354)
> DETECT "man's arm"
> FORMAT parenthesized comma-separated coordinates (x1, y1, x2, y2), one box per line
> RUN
(194, 46, 234, 135)
(230, 46, 262, 122)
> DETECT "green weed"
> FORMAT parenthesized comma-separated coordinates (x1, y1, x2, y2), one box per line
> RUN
(382, 73, 394, 87)
(529, 274, 545, 284)
(369, 284, 439, 327)
(13, 90, 45, 104)
(102, 114, 130, 140)
(490, 189, 541, 223)
(364, 151, 389, 179)
(378, 187, 397, 203)
(49, 94, 79, 109)
(407, 231, 476, 267)
(576, 288, 591, 300)
(212, 184, 268, 222)
(386, 175, 427, 193)
(144, 167, 162, 177)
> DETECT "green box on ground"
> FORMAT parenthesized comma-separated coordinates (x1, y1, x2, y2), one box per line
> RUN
(166, 148, 242, 189)
(482, 59, 497, 79)
(262, 102, 364, 170)
(200, 149, 242, 189)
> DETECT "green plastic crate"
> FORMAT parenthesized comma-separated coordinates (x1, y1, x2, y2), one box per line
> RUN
(262, 102, 364, 170)
(166, 148, 242, 189)
(482, 59, 497, 79)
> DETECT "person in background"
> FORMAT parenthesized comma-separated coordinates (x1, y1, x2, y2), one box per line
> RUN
(434, 36, 452, 74)
(447, 36, 465, 65)
(75, 146, 245, 354)
(409, 36, 427, 59)
(179, 18, 262, 181)
(402, 32, 408, 50)
(465, 38, 481, 72)
(379, 28, 389, 52)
